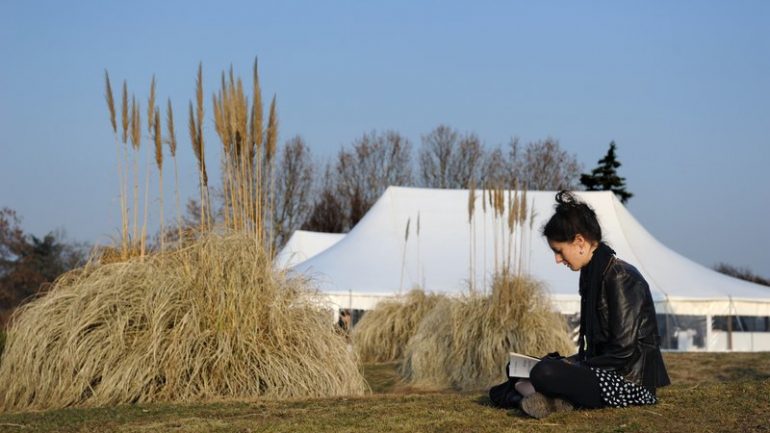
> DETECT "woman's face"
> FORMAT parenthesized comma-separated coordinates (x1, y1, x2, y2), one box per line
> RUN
(548, 235, 592, 271)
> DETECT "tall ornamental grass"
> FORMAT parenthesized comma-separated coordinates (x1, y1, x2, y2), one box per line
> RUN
(0, 234, 367, 412)
(399, 273, 574, 391)
(352, 290, 445, 363)
(0, 61, 367, 413)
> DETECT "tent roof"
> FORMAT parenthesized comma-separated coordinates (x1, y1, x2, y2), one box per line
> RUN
(275, 230, 345, 269)
(292, 187, 770, 315)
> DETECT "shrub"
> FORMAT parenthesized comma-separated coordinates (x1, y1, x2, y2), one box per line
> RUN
(352, 290, 445, 363)
(0, 233, 367, 412)
(400, 272, 574, 391)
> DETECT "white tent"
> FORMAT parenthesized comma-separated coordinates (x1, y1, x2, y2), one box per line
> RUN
(275, 230, 345, 268)
(291, 187, 770, 351)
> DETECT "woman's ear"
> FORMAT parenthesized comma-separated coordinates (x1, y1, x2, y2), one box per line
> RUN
(573, 234, 586, 247)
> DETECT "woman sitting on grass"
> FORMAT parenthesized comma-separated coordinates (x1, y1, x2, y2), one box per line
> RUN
(492, 191, 670, 418)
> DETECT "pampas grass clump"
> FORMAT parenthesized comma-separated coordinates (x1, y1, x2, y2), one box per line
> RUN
(0, 233, 367, 412)
(352, 290, 445, 363)
(400, 273, 574, 391)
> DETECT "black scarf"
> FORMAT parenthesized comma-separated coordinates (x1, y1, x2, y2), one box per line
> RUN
(578, 242, 615, 359)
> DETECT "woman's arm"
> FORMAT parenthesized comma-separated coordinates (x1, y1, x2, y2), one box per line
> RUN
(582, 269, 645, 370)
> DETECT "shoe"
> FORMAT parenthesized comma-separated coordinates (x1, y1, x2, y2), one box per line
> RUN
(489, 379, 523, 409)
(520, 392, 574, 419)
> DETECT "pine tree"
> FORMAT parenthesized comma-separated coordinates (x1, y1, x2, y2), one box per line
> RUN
(580, 141, 633, 203)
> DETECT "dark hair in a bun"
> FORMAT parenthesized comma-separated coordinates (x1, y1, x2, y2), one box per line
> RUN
(541, 191, 602, 243)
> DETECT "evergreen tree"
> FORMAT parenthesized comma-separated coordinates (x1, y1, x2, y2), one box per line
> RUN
(580, 141, 633, 203)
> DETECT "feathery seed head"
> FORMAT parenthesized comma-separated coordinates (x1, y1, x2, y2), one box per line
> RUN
(529, 199, 537, 231)
(104, 71, 116, 133)
(512, 188, 520, 228)
(196, 63, 204, 128)
(121, 81, 129, 143)
(166, 99, 176, 157)
(405, 217, 411, 242)
(130, 96, 141, 150)
(507, 189, 513, 232)
(147, 75, 156, 135)
(251, 57, 263, 154)
(154, 109, 162, 170)
(265, 95, 278, 162)
(467, 181, 476, 223)
(189, 101, 198, 160)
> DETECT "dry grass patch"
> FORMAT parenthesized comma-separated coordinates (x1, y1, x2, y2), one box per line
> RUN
(0, 353, 767, 432)
(400, 272, 574, 391)
(0, 233, 367, 412)
(352, 290, 445, 363)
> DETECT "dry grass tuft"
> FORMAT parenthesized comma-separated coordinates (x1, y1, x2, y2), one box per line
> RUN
(400, 273, 574, 391)
(352, 290, 445, 363)
(0, 233, 367, 412)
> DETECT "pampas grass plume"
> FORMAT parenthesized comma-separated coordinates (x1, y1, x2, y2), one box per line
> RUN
(104, 71, 116, 134)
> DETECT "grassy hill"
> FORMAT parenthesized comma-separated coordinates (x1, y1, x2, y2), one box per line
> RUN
(0, 352, 767, 433)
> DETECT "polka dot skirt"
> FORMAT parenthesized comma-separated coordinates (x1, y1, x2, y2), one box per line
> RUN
(590, 367, 657, 407)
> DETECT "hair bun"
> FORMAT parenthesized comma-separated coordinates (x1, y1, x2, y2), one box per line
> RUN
(555, 190, 579, 208)
(543, 190, 603, 243)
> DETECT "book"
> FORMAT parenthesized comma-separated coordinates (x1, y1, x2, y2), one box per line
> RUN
(507, 352, 540, 378)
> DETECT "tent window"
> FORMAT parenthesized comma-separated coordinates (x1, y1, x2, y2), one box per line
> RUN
(656, 314, 707, 350)
(343, 309, 366, 328)
(712, 316, 770, 332)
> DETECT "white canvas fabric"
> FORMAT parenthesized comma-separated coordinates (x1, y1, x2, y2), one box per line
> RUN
(275, 230, 345, 269)
(291, 187, 770, 317)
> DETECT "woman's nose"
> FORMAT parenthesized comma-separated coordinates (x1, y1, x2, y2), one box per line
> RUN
(554, 254, 563, 264)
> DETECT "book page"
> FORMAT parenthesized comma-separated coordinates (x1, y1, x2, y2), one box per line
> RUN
(507, 352, 540, 378)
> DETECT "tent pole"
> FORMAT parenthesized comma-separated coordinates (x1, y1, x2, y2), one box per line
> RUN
(706, 314, 713, 352)
(727, 296, 734, 351)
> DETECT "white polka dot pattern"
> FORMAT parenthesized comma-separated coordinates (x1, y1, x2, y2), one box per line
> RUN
(590, 367, 657, 407)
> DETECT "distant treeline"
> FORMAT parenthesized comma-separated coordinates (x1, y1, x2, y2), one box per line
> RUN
(713, 263, 770, 287)
(0, 208, 86, 327)
(271, 125, 585, 247)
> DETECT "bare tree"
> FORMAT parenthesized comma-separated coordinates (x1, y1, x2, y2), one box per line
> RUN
(336, 130, 413, 229)
(480, 145, 508, 187)
(419, 125, 458, 188)
(303, 162, 346, 233)
(505, 137, 524, 186)
(449, 133, 484, 188)
(518, 138, 581, 190)
(713, 263, 770, 287)
(272, 136, 315, 248)
(419, 125, 485, 188)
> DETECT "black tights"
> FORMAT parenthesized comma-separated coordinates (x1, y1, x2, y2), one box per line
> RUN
(528, 359, 604, 408)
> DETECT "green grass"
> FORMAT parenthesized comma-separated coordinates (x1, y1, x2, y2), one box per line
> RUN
(0, 352, 768, 432)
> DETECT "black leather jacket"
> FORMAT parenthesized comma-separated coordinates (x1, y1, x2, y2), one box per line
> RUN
(579, 257, 671, 392)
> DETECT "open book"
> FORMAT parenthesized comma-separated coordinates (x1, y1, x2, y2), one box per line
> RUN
(507, 352, 539, 378)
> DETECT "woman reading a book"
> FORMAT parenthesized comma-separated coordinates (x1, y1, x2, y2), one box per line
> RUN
(493, 191, 670, 418)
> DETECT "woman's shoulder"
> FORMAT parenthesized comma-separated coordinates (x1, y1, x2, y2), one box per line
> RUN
(604, 257, 647, 285)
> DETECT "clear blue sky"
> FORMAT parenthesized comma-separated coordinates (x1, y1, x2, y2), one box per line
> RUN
(1, 1, 768, 276)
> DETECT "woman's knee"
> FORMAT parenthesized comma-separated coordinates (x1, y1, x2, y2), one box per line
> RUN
(529, 359, 563, 391)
